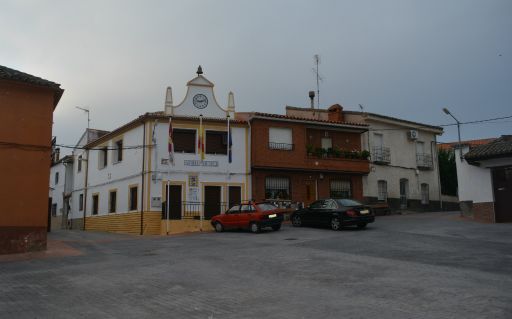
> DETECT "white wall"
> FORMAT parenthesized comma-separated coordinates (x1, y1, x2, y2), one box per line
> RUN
(50, 163, 66, 216)
(455, 147, 494, 203)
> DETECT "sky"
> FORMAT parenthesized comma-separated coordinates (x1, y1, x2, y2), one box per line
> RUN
(1, 0, 511, 151)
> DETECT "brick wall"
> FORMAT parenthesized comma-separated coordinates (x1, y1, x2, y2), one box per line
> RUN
(472, 202, 495, 223)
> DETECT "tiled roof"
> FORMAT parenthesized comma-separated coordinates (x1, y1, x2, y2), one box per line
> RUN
(464, 135, 512, 161)
(251, 112, 368, 127)
(0, 65, 62, 90)
(344, 110, 443, 132)
(438, 138, 496, 151)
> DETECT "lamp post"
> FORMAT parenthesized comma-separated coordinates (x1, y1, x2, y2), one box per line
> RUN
(443, 107, 463, 161)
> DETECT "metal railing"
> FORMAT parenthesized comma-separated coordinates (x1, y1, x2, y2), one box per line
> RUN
(162, 201, 229, 220)
(416, 153, 433, 169)
(268, 142, 294, 151)
(372, 146, 391, 164)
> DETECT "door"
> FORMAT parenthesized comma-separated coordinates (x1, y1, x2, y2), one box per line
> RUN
(238, 203, 255, 228)
(306, 200, 326, 225)
(204, 186, 222, 219)
(222, 205, 240, 228)
(165, 185, 182, 219)
(228, 186, 241, 208)
(400, 179, 408, 209)
(492, 167, 512, 223)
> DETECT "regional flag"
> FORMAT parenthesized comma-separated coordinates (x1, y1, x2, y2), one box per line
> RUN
(168, 117, 174, 166)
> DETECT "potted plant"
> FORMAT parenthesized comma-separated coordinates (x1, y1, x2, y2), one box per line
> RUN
(306, 144, 314, 156)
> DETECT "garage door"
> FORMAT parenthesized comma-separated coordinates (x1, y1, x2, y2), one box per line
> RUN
(493, 167, 512, 223)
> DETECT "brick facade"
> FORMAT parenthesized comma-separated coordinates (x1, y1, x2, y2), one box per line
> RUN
(472, 202, 495, 223)
(248, 116, 368, 205)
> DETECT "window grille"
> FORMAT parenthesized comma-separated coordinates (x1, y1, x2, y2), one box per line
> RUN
(330, 180, 351, 198)
(265, 176, 290, 200)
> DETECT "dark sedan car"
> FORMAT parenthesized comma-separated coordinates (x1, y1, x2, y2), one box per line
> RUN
(291, 199, 375, 230)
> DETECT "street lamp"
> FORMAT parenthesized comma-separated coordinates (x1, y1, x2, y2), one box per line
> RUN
(443, 107, 463, 161)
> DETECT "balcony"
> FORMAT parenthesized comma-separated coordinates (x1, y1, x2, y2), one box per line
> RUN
(268, 142, 294, 151)
(372, 146, 390, 165)
(416, 153, 433, 170)
(305, 148, 370, 173)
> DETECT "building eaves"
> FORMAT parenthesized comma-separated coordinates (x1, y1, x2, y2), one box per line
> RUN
(344, 110, 443, 132)
(250, 112, 368, 129)
(0, 65, 64, 107)
(464, 135, 512, 161)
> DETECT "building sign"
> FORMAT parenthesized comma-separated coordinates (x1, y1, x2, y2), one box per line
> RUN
(184, 160, 218, 167)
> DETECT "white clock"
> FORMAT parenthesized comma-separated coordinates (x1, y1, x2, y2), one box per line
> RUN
(193, 94, 208, 109)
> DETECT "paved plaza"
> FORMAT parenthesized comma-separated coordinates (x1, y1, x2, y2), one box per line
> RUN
(1, 212, 511, 319)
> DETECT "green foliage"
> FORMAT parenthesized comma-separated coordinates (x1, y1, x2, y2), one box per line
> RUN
(306, 144, 314, 154)
(438, 149, 458, 196)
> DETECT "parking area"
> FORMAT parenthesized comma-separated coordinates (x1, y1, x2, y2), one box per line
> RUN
(1, 212, 512, 319)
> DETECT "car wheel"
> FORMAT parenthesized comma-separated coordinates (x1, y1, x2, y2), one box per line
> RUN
(271, 224, 281, 231)
(249, 222, 260, 233)
(292, 215, 302, 227)
(357, 223, 367, 229)
(331, 217, 341, 231)
(214, 222, 224, 233)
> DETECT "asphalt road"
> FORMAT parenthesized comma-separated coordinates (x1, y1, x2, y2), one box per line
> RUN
(1, 212, 511, 319)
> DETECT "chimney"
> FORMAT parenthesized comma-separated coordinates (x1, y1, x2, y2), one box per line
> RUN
(328, 104, 344, 122)
(309, 91, 315, 109)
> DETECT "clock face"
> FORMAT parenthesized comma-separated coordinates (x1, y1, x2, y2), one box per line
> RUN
(193, 94, 208, 109)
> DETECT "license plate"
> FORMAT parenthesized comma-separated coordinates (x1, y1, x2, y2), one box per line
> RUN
(268, 214, 277, 218)
(360, 210, 369, 215)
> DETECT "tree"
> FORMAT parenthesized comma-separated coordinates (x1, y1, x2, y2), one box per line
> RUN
(438, 149, 458, 196)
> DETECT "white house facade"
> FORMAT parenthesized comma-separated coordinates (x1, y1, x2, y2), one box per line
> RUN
(68, 67, 250, 235)
(344, 112, 444, 211)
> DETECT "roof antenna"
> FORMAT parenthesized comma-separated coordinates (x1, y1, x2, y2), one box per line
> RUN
(312, 54, 323, 109)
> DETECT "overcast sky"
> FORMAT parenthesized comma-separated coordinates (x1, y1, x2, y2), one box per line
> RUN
(2, 0, 511, 150)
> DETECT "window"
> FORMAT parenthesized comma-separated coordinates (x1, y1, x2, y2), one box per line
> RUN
(206, 131, 227, 154)
(77, 155, 82, 172)
(265, 176, 291, 200)
(310, 200, 327, 209)
(51, 203, 57, 217)
(321, 137, 332, 150)
(378, 180, 388, 201)
(55, 172, 59, 185)
(109, 190, 117, 213)
(114, 140, 123, 163)
(257, 203, 278, 212)
(174, 129, 196, 153)
(240, 204, 255, 213)
(129, 186, 138, 211)
(79, 194, 84, 211)
(92, 194, 99, 215)
(268, 127, 293, 150)
(99, 147, 108, 169)
(330, 180, 351, 198)
(227, 205, 240, 214)
(421, 183, 429, 204)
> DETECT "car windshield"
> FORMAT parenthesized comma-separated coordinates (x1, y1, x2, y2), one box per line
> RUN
(257, 203, 277, 212)
(335, 199, 363, 207)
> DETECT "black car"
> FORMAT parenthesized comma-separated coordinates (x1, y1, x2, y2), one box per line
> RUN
(291, 199, 375, 230)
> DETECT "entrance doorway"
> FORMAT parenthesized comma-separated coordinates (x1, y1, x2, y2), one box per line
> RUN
(204, 186, 222, 219)
(165, 185, 182, 219)
(228, 186, 241, 208)
(492, 167, 512, 223)
(400, 178, 409, 209)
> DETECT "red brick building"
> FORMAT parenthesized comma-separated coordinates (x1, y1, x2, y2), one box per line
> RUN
(237, 106, 369, 207)
(0, 65, 63, 254)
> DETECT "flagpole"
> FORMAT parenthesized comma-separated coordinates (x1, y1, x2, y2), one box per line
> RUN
(166, 116, 174, 235)
(199, 114, 204, 230)
(226, 114, 230, 210)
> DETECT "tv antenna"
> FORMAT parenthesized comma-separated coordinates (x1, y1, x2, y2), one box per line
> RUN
(75, 106, 90, 130)
(312, 54, 323, 109)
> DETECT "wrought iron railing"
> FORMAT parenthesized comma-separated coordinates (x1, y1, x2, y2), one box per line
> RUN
(268, 142, 294, 151)
(161, 201, 229, 220)
(416, 153, 433, 169)
(372, 146, 391, 164)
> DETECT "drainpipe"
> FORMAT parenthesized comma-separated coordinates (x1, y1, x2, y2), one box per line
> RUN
(82, 149, 89, 231)
(433, 136, 443, 211)
(140, 120, 147, 235)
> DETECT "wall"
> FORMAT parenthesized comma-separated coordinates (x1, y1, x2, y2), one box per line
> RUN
(0, 81, 56, 254)
(455, 148, 493, 203)
(250, 118, 368, 173)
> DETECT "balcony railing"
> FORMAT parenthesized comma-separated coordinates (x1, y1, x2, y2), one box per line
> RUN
(416, 153, 433, 169)
(372, 146, 391, 164)
(268, 142, 294, 151)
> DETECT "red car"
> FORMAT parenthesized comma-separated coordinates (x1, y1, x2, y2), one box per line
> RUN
(211, 202, 284, 233)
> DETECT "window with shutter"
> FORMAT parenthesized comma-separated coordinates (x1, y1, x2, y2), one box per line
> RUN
(330, 180, 351, 198)
(265, 176, 291, 200)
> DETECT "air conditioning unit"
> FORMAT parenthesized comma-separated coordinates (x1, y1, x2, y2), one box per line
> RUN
(407, 130, 418, 140)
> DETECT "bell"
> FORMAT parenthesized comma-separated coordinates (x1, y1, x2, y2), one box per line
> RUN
(197, 65, 203, 75)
